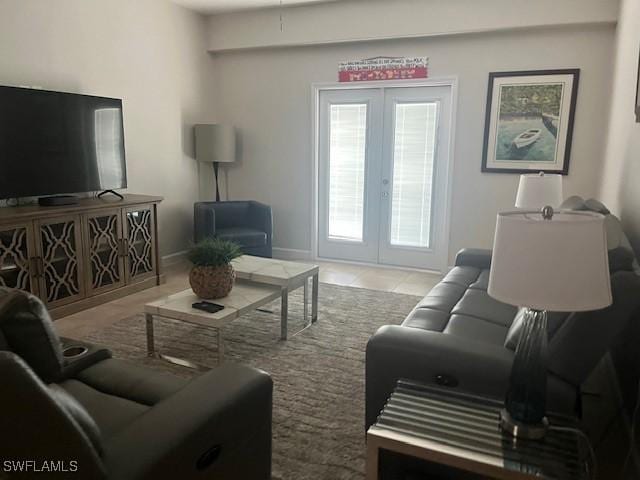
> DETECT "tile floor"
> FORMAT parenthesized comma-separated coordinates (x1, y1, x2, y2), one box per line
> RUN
(55, 258, 442, 338)
(317, 260, 441, 295)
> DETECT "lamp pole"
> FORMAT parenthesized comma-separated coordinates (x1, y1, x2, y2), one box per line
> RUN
(214, 161, 220, 202)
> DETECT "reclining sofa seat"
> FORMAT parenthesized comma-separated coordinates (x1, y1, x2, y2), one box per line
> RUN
(366, 197, 640, 429)
(0, 288, 273, 480)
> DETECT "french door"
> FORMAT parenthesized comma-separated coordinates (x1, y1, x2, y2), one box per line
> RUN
(317, 85, 452, 271)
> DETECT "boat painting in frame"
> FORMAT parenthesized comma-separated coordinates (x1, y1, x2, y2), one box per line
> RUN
(482, 69, 579, 174)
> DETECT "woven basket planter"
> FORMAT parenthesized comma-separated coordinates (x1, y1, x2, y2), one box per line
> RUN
(189, 264, 236, 299)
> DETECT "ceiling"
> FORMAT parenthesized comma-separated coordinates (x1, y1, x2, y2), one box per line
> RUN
(172, 0, 341, 14)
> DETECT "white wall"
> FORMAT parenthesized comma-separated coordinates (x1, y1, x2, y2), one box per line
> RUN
(599, 0, 640, 255)
(0, 0, 621, 263)
(0, 0, 216, 256)
(207, 0, 618, 52)
(211, 24, 615, 264)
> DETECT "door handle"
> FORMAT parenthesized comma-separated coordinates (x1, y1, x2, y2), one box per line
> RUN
(29, 257, 40, 277)
(118, 238, 129, 257)
(382, 192, 389, 197)
(30, 257, 44, 278)
(382, 179, 389, 185)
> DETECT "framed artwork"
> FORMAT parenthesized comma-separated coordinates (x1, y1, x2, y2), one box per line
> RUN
(481, 69, 580, 174)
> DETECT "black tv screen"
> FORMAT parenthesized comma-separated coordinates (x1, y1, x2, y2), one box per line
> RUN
(0, 86, 126, 200)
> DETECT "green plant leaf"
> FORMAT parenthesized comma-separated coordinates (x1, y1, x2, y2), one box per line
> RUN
(187, 238, 244, 267)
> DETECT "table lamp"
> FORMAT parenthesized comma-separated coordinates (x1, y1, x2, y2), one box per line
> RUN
(515, 172, 563, 209)
(195, 124, 236, 201)
(488, 207, 611, 439)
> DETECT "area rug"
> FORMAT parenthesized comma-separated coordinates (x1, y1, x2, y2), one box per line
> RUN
(81, 283, 421, 480)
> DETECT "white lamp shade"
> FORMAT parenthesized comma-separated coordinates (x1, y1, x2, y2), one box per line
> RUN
(195, 124, 236, 163)
(488, 211, 612, 312)
(515, 173, 563, 209)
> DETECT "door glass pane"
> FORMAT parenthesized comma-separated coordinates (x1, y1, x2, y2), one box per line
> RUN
(328, 103, 367, 242)
(40, 220, 80, 302)
(0, 226, 31, 292)
(390, 102, 438, 248)
(88, 214, 121, 290)
(127, 209, 154, 278)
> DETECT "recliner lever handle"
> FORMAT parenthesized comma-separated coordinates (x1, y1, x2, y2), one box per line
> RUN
(435, 374, 459, 388)
(196, 445, 222, 471)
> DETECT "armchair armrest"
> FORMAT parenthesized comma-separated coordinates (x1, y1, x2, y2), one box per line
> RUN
(59, 337, 112, 379)
(366, 325, 513, 428)
(454, 248, 492, 269)
(103, 364, 272, 480)
(194, 202, 216, 243)
(248, 201, 273, 238)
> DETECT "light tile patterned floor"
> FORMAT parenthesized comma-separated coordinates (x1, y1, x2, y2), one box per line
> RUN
(316, 260, 441, 295)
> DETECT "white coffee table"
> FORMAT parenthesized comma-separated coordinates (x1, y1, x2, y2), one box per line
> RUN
(232, 255, 319, 340)
(144, 256, 319, 366)
(145, 281, 281, 366)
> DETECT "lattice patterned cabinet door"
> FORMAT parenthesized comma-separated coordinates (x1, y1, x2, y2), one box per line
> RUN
(0, 223, 37, 294)
(84, 210, 125, 295)
(36, 215, 85, 307)
(125, 206, 157, 283)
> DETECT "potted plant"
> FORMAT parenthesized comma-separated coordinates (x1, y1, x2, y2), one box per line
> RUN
(187, 238, 243, 299)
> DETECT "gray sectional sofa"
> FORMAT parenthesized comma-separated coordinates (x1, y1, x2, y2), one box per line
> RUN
(366, 199, 640, 429)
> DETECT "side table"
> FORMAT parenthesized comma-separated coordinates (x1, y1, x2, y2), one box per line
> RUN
(366, 380, 590, 480)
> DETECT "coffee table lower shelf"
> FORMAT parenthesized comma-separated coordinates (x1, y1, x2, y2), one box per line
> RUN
(144, 278, 317, 367)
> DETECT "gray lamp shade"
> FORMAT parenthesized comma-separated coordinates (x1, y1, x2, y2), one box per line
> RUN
(195, 124, 236, 163)
(488, 211, 612, 312)
(515, 173, 563, 209)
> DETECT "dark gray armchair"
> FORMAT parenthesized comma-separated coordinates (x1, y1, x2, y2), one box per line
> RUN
(0, 287, 273, 479)
(194, 201, 272, 258)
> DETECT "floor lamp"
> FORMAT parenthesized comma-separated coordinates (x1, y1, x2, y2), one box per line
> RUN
(195, 124, 236, 201)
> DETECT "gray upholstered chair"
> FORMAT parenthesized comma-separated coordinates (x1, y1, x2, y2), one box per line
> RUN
(194, 201, 272, 258)
(0, 288, 273, 480)
(366, 198, 640, 429)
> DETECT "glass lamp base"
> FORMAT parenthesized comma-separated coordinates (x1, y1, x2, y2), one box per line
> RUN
(500, 408, 548, 440)
(501, 308, 549, 440)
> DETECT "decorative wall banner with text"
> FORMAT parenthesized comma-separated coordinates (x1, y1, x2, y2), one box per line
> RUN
(338, 56, 428, 82)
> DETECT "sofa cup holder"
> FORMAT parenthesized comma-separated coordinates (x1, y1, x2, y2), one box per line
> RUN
(62, 345, 89, 359)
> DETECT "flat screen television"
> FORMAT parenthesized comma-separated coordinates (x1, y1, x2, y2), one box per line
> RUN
(0, 86, 127, 200)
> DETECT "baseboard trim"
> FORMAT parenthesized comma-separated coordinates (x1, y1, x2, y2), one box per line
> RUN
(162, 250, 188, 268)
(272, 248, 313, 261)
